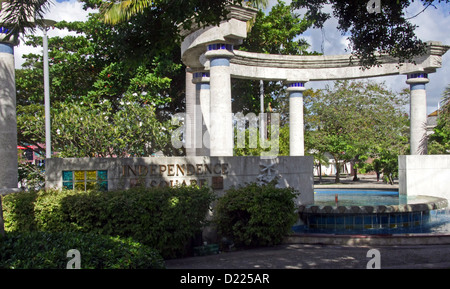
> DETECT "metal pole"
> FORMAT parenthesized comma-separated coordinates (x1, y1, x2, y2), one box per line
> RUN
(43, 26, 51, 158)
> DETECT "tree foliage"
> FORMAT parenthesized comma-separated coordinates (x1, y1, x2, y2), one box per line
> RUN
(0, 0, 52, 40)
(18, 97, 179, 158)
(291, 0, 449, 67)
(429, 85, 450, 154)
(306, 80, 409, 183)
(232, 0, 318, 114)
(15, 0, 190, 157)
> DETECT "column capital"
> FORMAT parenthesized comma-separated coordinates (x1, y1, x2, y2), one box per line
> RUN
(406, 72, 429, 85)
(0, 27, 19, 47)
(192, 71, 210, 84)
(205, 43, 235, 61)
(286, 81, 307, 92)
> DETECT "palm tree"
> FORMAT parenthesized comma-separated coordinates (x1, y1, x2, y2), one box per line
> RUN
(0, 0, 52, 40)
(101, 0, 268, 25)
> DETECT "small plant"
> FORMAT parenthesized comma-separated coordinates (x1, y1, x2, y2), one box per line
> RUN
(214, 181, 299, 248)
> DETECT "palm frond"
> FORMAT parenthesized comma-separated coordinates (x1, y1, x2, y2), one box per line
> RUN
(101, 0, 153, 25)
(247, 0, 269, 9)
(0, 0, 52, 40)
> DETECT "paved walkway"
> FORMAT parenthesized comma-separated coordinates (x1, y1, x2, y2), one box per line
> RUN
(165, 243, 450, 269)
(166, 175, 450, 270)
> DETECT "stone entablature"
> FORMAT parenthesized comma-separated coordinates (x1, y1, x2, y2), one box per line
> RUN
(181, 5, 449, 81)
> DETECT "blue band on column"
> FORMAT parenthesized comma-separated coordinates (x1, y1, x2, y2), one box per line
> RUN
(200, 83, 210, 90)
(407, 73, 428, 79)
(207, 43, 233, 52)
(289, 91, 303, 98)
(0, 43, 14, 54)
(289, 82, 305, 88)
(193, 72, 210, 78)
(210, 58, 230, 67)
(196, 83, 210, 90)
(410, 83, 426, 90)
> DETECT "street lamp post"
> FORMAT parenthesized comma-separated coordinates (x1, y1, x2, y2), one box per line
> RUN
(39, 19, 56, 159)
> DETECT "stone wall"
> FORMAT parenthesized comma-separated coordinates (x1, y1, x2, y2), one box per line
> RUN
(45, 156, 314, 206)
(399, 155, 450, 201)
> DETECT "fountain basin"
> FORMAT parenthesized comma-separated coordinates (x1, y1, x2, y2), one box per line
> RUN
(299, 195, 448, 215)
(297, 191, 448, 233)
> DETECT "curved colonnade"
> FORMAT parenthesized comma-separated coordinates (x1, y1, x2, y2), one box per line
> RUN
(180, 4, 450, 157)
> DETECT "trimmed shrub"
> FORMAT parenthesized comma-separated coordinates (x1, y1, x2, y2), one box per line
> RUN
(214, 182, 299, 248)
(2, 190, 38, 232)
(0, 231, 165, 269)
(2, 185, 215, 259)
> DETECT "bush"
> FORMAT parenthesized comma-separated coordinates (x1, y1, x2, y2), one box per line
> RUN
(2, 190, 38, 232)
(2, 185, 215, 259)
(0, 231, 165, 269)
(214, 182, 299, 248)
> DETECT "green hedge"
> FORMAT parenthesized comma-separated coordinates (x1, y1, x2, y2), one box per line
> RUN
(2, 186, 214, 259)
(0, 231, 165, 269)
(214, 182, 299, 248)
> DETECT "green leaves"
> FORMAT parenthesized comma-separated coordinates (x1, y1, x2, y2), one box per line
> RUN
(291, 0, 436, 67)
(232, 1, 317, 114)
(429, 85, 450, 154)
(51, 99, 177, 157)
(15, 7, 185, 157)
(0, 0, 52, 40)
(100, 0, 154, 25)
(2, 186, 215, 259)
(242, 0, 314, 55)
(0, 231, 165, 269)
(305, 80, 409, 182)
(214, 182, 299, 248)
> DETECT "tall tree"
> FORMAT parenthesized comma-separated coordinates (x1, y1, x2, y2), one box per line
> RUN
(291, 0, 449, 67)
(306, 80, 409, 183)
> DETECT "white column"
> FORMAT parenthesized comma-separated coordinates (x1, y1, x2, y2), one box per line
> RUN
(205, 43, 234, 157)
(0, 29, 19, 192)
(185, 69, 197, 156)
(193, 71, 210, 156)
(287, 82, 306, 156)
(406, 73, 429, 155)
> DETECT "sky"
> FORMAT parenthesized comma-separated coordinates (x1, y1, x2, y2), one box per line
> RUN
(13, 0, 450, 114)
